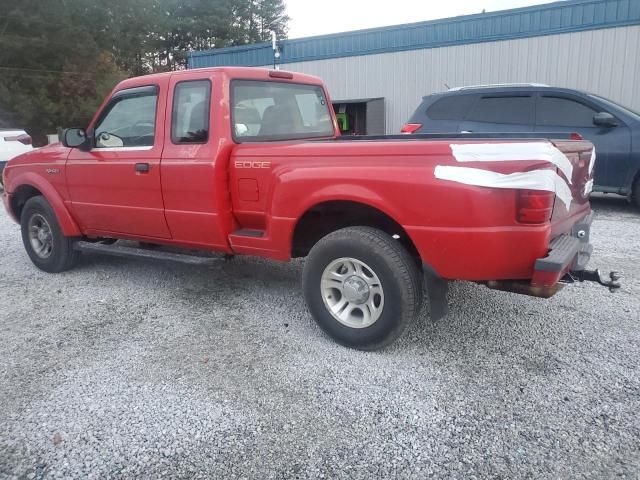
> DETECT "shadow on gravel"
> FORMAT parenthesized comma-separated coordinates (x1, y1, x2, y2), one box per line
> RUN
(72, 249, 568, 348)
(67, 228, 618, 368)
(589, 193, 637, 216)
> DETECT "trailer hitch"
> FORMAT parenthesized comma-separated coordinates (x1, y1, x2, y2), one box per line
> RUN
(562, 269, 621, 292)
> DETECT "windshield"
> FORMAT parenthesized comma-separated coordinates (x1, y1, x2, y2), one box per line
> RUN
(231, 80, 334, 142)
(588, 94, 640, 120)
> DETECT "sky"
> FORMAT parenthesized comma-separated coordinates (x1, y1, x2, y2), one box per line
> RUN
(285, 0, 558, 39)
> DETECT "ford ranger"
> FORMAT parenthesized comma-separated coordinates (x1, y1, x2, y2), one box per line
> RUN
(1, 67, 619, 350)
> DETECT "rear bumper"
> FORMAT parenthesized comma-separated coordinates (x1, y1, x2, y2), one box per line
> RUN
(531, 212, 593, 287)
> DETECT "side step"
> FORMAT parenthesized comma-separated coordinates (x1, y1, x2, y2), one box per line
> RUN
(231, 229, 264, 238)
(74, 241, 224, 266)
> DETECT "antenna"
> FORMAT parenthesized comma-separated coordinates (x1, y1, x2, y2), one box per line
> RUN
(271, 31, 281, 70)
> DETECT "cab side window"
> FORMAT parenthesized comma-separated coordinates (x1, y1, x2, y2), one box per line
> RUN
(94, 87, 158, 148)
(171, 80, 211, 144)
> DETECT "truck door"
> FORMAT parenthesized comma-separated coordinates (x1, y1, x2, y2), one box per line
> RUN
(458, 94, 535, 133)
(66, 83, 171, 238)
(160, 76, 232, 251)
(534, 94, 632, 190)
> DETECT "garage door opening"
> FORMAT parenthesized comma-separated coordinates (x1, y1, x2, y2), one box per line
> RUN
(332, 98, 385, 135)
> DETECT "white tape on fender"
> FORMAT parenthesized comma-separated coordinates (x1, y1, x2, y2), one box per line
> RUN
(584, 178, 594, 197)
(434, 165, 573, 209)
(450, 142, 574, 183)
(589, 148, 596, 174)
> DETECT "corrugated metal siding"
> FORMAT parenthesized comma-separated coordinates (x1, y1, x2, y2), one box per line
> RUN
(188, 0, 640, 68)
(271, 25, 640, 133)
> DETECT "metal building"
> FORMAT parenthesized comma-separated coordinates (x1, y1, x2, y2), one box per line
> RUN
(188, 0, 640, 134)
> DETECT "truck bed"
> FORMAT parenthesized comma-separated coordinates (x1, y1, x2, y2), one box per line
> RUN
(321, 132, 580, 142)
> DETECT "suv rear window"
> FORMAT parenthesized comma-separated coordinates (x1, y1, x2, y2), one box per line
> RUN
(426, 95, 477, 120)
(465, 95, 534, 125)
(231, 80, 334, 142)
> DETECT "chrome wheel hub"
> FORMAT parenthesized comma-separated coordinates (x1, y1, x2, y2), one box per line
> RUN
(321, 258, 384, 329)
(342, 276, 370, 304)
(28, 213, 53, 259)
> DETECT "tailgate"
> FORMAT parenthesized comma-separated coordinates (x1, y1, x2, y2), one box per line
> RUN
(529, 139, 595, 288)
(549, 139, 595, 235)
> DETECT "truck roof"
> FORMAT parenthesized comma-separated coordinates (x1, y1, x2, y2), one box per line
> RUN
(115, 67, 324, 91)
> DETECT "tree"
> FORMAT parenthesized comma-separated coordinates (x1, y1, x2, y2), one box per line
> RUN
(0, 0, 289, 144)
(0, 0, 128, 142)
(234, 0, 289, 44)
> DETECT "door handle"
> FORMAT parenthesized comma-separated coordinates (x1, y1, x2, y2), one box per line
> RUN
(135, 163, 150, 173)
(461, 130, 473, 133)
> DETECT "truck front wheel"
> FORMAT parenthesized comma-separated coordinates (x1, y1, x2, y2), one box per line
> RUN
(302, 227, 423, 350)
(20, 196, 79, 273)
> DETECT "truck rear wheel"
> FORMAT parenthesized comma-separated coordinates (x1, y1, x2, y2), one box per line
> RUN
(302, 227, 422, 350)
(20, 196, 79, 273)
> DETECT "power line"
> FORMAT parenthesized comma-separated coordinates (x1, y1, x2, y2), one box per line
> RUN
(0, 13, 76, 29)
(0, 71, 96, 80)
(0, 66, 96, 76)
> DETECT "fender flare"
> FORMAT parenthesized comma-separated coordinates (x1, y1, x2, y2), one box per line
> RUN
(10, 172, 81, 237)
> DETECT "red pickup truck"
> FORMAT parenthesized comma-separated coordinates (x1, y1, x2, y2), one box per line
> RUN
(2, 67, 618, 350)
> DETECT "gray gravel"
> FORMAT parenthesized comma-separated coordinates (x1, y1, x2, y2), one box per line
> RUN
(1, 194, 639, 479)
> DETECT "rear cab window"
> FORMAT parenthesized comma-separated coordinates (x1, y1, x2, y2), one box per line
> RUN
(231, 80, 334, 142)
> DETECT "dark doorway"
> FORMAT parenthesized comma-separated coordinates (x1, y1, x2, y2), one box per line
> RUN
(332, 98, 385, 135)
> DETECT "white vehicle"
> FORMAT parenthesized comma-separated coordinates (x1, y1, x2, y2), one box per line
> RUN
(0, 129, 33, 186)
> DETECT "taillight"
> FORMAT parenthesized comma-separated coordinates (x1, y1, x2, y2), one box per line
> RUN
(400, 123, 422, 134)
(517, 189, 555, 224)
(268, 70, 294, 79)
(5, 134, 32, 145)
(569, 132, 583, 140)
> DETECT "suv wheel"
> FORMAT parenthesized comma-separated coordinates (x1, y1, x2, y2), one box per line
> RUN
(303, 227, 422, 350)
(20, 196, 79, 273)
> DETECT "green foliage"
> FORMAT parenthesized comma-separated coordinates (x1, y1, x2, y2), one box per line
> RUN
(0, 0, 289, 144)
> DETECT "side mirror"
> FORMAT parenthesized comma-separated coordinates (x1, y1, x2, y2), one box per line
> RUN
(593, 112, 617, 128)
(61, 128, 91, 150)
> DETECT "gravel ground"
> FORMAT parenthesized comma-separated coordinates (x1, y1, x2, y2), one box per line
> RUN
(0, 195, 638, 479)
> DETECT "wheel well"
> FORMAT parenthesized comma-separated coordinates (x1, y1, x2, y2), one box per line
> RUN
(10, 185, 42, 221)
(291, 201, 421, 261)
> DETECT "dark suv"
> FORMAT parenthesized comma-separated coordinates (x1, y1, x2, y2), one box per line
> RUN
(404, 84, 640, 207)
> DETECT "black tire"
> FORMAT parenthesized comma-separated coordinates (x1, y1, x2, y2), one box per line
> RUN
(0, 162, 5, 190)
(303, 227, 423, 350)
(633, 176, 640, 210)
(20, 196, 79, 273)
